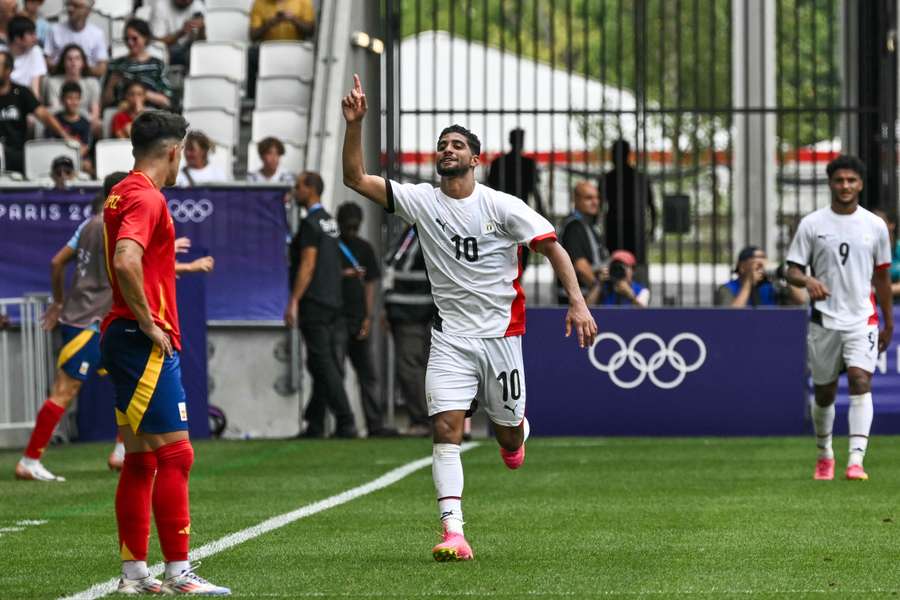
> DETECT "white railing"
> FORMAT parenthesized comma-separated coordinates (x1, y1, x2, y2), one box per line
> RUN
(0, 295, 54, 431)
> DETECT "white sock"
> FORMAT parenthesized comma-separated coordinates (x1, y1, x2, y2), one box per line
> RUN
(522, 417, 531, 443)
(165, 560, 191, 579)
(432, 443, 464, 534)
(20, 456, 39, 467)
(848, 393, 873, 467)
(114, 441, 125, 458)
(122, 560, 149, 580)
(811, 403, 835, 460)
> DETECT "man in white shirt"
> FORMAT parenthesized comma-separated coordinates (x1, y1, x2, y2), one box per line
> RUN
(43, 0, 108, 77)
(341, 74, 597, 561)
(786, 155, 893, 482)
(150, 0, 205, 67)
(7, 15, 46, 97)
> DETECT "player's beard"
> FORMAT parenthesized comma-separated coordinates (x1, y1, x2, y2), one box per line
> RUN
(436, 162, 470, 178)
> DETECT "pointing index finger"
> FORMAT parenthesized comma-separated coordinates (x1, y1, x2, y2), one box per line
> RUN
(353, 73, 362, 93)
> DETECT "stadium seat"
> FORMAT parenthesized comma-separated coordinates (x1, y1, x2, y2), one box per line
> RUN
(251, 108, 308, 144)
(93, 0, 132, 18)
(205, 0, 253, 11)
(205, 9, 250, 44)
(87, 11, 112, 42)
(246, 140, 305, 175)
(41, 0, 65, 18)
(95, 139, 134, 180)
(101, 106, 117, 139)
(110, 17, 126, 41)
(183, 76, 241, 113)
(184, 108, 239, 148)
(189, 42, 247, 85)
(255, 77, 312, 110)
(24, 140, 80, 181)
(258, 42, 314, 81)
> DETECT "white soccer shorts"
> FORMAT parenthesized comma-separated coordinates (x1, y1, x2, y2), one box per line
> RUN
(807, 321, 879, 385)
(425, 329, 526, 427)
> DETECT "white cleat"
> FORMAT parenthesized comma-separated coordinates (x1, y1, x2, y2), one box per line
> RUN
(117, 575, 163, 594)
(15, 458, 65, 482)
(161, 565, 230, 596)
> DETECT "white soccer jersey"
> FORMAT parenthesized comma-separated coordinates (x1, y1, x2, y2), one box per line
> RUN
(786, 205, 891, 331)
(387, 180, 556, 337)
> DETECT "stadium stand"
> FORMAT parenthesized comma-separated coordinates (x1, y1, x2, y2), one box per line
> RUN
(40, 0, 65, 19)
(255, 76, 311, 110)
(205, 8, 251, 44)
(258, 41, 314, 81)
(92, 0, 131, 19)
(189, 42, 247, 85)
(184, 108, 240, 148)
(206, 0, 254, 10)
(94, 139, 134, 179)
(24, 140, 80, 181)
(183, 76, 241, 114)
(251, 108, 307, 143)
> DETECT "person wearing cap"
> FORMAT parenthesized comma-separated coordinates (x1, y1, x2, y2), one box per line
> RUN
(49, 154, 75, 189)
(715, 246, 805, 308)
(597, 249, 649, 306)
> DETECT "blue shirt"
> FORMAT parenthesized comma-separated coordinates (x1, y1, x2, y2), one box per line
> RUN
(599, 281, 646, 306)
(719, 279, 779, 306)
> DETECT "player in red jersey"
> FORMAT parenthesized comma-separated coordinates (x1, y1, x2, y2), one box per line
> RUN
(100, 110, 229, 596)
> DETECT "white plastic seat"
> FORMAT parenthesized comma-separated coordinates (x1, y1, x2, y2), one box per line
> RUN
(246, 140, 305, 176)
(102, 106, 118, 139)
(184, 108, 239, 148)
(86, 12, 112, 42)
(183, 76, 241, 113)
(189, 42, 246, 84)
(258, 41, 314, 81)
(24, 140, 81, 180)
(40, 0, 65, 18)
(110, 17, 126, 42)
(205, 9, 250, 44)
(255, 77, 311, 110)
(205, 0, 253, 10)
(95, 139, 135, 180)
(110, 40, 127, 60)
(93, 0, 132, 18)
(251, 108, 308, 144)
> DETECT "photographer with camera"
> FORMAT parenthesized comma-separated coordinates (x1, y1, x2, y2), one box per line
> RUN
(597, 249, 650, 307)
(558, 181, 609, 304)
(715, 245, 805, 307)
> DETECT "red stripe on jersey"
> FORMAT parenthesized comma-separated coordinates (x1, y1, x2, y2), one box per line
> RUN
(868, 292, 879, 326)
(529, 231, 557, 250)
(505, 246, 527, 337)
(876, 263, 891, 271)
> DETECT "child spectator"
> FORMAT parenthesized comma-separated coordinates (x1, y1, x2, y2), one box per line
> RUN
(49, 81, 92, 174)
(43, 44, 101, 134)
(110, 80, 146, 139)
(247, 136, 295, 183)
(176, 130, 226, 186)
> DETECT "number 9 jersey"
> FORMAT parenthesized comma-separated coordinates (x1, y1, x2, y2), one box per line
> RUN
(786, 205, 891, 331)
(386, 180, 556, 338)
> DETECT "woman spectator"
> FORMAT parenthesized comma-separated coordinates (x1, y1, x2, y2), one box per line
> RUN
(176, 131, 227, 186)
(247, 137, 295, 183)
(42, 44, 101, 134)
(110, 80, 146, 139)
(102, 18, 172, 109)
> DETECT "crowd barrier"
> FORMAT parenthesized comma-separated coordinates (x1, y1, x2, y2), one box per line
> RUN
(0, 295, 54, 432)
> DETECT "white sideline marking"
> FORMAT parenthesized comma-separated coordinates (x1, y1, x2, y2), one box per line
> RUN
(58, 442, 478, 600)
(17, 519, 48, 526)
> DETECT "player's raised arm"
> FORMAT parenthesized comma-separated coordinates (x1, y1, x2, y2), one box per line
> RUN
(533, 238, 598, 348)
(342, 74, 388, 207)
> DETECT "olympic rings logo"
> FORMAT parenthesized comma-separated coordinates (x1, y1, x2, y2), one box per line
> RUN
(588, 332, 707, 389)
(168, 199, 214, 223)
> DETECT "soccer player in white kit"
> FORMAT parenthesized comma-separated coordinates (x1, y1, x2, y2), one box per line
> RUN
(785, 155, 893, 481)
(341, 75, 597, 560)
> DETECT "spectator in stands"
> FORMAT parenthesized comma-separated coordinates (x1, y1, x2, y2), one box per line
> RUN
(151, 0, 205, 68)
(8, 15, 46, 97)
(597, 249, 650, 307)
(247, 136, 294, 183)
(602, 139, 656, 282)
(44, 0, 108, 77)
(559, 181, 609, 305)
(110, 79, 145, 139)
(715, 245, 805, 308)
(872, 210, 900, 302)
(384, 225, 433, 437)
(47, 81, 92, 174)
(0, 0, 15, 46)
(49, 154, 75, 189)
(102, 18, 172, 109)
(0, 49, 75, 173)
(43, 44, 100, 133)
(249, 0, 316, 42)
(286, 172, 358, 439)
(20, 0, 50, 47)
(335, 202, 396, 438)
(176, 130, 226, 186)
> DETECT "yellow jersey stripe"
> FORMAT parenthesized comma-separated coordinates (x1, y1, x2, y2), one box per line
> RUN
(102, 222, 114, 284)
(158, 283, 174, 332)
(125, 348, 164, 433)
(56, 329, 95, 369)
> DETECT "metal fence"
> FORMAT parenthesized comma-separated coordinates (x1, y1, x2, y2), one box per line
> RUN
(381, 0, 897, 306)
(0, 295, 54, 431)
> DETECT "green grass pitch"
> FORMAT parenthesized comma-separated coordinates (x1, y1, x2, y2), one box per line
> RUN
(2, 437, 900, 599)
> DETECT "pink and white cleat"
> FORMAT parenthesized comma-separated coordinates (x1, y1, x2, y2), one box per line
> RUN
(500, 445, 525, 470)
(845, 464, 869, 481)
(432, 530, 474, 562)
(813, 458, 835, 480)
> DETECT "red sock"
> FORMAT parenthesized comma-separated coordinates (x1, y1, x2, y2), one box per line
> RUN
(23, 400, 66, 459)
(153, 440, 194, 562)
(116, 451, 157, 561)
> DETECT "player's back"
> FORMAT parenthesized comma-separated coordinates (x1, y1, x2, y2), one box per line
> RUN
(60, 214, 112, 328)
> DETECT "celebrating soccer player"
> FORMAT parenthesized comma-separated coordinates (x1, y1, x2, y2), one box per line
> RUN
(785, 155, 893, 481)
(341, 75, 597, 560)
(100, 110, 229, 595)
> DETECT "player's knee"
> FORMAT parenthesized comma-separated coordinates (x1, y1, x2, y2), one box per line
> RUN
(50, 379, 80, 407)
(847, 374, 871, 395)
(432, 415, 463, 444)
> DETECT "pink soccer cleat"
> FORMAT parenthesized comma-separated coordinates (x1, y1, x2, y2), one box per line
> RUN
(500, 444, 525, 470)
(845, 464, 869, 481)
(432, 530, 474, 562)
(813, 458, 835, 480)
